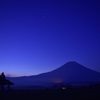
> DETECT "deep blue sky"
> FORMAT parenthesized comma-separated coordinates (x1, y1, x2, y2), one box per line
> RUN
(0, 0, 99, 76)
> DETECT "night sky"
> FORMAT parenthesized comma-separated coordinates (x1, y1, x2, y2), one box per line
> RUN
(0, 0, 99, 76)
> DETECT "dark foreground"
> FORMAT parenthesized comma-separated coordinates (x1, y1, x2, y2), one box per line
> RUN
(0, 85, 100, 100)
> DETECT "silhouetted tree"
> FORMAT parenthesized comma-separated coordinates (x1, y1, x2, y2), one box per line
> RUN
(0, 72, 5, 91)
(0, 72, 14, 92)
(1, 72, 6, 80)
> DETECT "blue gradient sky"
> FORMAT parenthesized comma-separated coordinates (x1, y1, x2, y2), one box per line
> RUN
(0, 0, 99, 76)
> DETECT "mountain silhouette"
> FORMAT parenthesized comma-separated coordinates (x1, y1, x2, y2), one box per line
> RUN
(8, 61, 100, 88)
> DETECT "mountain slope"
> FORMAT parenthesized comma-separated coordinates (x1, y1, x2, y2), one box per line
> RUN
(8, 61, 100, 87)
(32, 61, 100, 84)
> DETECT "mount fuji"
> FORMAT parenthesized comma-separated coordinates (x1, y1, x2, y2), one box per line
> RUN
(8, 61, 100, 88)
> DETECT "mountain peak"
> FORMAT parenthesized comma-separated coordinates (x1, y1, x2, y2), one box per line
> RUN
(59, 61, 84, 69)
(50, 61, 87, 76)
(64, 61, 80, 65)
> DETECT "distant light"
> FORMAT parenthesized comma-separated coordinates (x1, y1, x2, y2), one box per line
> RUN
(62, 87, 66, 90)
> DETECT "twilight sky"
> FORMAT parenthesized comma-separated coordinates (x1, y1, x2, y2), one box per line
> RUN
(0, 0, 99, 76)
